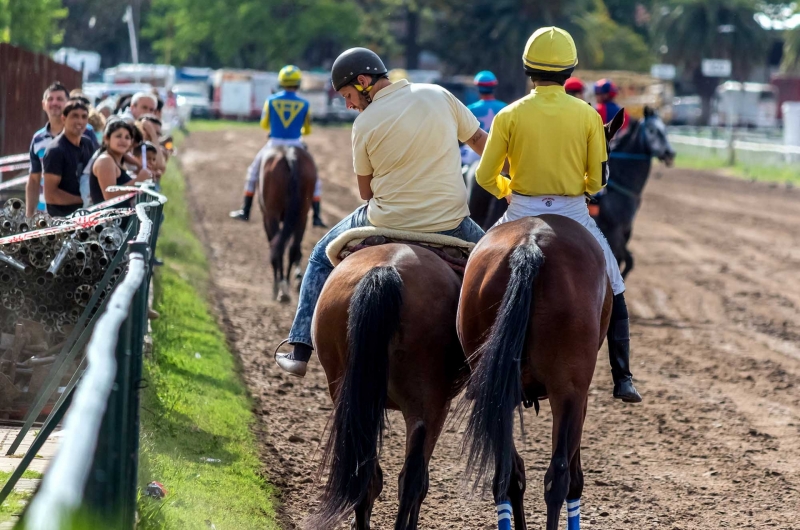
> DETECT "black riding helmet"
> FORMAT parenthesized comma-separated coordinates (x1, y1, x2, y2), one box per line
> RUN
(331, 47, 388, 92)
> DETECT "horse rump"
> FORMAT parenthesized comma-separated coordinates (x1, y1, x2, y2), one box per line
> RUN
(308, 266, 403, 529)
(462, 242, 544, 495)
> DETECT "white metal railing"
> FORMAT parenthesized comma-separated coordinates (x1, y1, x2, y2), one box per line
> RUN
(23, 188, 165, 530)
(668, 132, 800, 166)
(0, 153, 30, 192)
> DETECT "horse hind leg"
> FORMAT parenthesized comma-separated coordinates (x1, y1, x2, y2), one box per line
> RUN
(353, 464, 384, 530)
(288, 232, 305, 292)
(510, 446, 528, 529)
(395, 421, 429, 530)
(270, 234, 290, 303)
(544, 395, 585, 530)
(493, 442, 527, 530)
(565, 448, 585, 530)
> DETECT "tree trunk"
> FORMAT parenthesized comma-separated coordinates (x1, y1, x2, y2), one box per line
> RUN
(405, 6, 419, 70)
(494, 46, 528, 102)
(692, 67, 720, 126)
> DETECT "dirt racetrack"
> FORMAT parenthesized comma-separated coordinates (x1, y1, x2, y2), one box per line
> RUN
(180, 125, 800, 529)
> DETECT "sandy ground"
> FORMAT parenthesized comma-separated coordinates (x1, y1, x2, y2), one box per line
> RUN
(180, 126, 800, 529)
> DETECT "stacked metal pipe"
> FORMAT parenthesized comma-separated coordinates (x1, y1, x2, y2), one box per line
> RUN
(0, 198, 128, 340)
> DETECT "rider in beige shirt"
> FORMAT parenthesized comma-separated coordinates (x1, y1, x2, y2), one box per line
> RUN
(277, 47, 488, 377)
(351, 78, 478, 231)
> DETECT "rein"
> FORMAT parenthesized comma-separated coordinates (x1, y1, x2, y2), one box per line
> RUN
(609, 152, 650, 161)
(606, 179, 641, 200)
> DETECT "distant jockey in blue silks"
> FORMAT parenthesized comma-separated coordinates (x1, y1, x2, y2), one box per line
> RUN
(461, 71, 507, 166)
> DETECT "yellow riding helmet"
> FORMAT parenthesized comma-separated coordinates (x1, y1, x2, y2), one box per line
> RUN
(279, 65, 302, 88)
(522, 27, 578, 72)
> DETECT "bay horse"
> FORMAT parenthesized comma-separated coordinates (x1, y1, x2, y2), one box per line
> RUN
(459, 216, 612, 530)
(258, 145, 317, 302)
(458, 114, 625, 530)
(308, 243, 468, 530)
(592, 106, 675, 278)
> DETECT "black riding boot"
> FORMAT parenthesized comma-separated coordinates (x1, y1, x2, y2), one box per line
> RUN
(608, 293, 642, 403)
(312, 200, 327, 227)
(229, 195, 253, 221)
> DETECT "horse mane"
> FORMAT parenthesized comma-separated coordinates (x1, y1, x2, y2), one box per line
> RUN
(609, 117, 643, 153)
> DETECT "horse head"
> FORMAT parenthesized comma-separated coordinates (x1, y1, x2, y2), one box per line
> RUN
(642, 106, 676, 167)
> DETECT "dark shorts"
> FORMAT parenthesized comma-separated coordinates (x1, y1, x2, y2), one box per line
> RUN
(46, 203, 82, 218)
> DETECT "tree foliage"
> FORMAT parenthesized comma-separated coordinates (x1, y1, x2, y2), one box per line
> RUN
(424, 0, 653, 99)
(652, 0, 769, 78)
(784, 26, 800, 71)
(651, 0, 770, 122)
(144, 0, 362, 69)
(0, 0, 67, 52)
(60, 0, 140, 67)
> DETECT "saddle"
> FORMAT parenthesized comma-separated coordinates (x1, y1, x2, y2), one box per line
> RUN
(326, 227, 476, 275)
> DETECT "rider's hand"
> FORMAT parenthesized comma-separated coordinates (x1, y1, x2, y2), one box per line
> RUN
(505, 194, 512, 204)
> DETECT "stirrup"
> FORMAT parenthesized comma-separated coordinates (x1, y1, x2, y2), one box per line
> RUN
(273, 338, 291, 363)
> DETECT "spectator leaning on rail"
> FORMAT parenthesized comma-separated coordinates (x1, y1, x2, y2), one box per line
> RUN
(133, 142, 160, 179)
(90, 119, 152, 208)
(229, 65, 327, 227)
(26, 83, 100, 217)
(120, 92, 158, 122)
(136, 114, 167, 177)
(275, 47, 489, 377)
(42, 99, 95, 217)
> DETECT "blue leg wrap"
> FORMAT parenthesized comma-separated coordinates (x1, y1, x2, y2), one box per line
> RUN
(496, 500, 512, 530)
(566, 498, 581, 530)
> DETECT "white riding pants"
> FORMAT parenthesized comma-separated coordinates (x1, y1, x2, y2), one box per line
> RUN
(494, 194, 625, 295)
(244, 139, 321, 198)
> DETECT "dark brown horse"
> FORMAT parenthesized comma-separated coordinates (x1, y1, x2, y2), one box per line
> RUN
(258, 146, 317, 302)
(308, 243, 468, 530)
(458, 216, 612, 530)
(458, 113, 626, 530)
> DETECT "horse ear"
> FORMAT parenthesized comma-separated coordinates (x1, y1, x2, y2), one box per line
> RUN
(607, 108, 626, 139)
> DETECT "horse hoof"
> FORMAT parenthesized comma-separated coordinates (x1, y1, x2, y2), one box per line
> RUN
(277, 293, 290, 304)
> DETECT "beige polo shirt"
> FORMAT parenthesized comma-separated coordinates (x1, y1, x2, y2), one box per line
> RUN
(352, 79, 480, 232)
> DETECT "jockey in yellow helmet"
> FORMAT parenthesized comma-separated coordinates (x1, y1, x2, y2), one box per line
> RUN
(230, 65, 325, 227)
(475, 26, 641, 404)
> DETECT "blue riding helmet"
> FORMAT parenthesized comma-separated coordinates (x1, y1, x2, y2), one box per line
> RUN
(474, 71, 499, 94)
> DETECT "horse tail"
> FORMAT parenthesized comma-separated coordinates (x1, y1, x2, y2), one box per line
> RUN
(462, 241, 544, 495)
(277, 147, 302, 247)
(310, 266, 403, 529)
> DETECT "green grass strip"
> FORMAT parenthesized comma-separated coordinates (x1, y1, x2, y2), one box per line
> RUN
(0, 470, 43, 523)
(186, 119, 260, 133)
(675, 154, 800, 185)
(137, 152, 278, 529)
